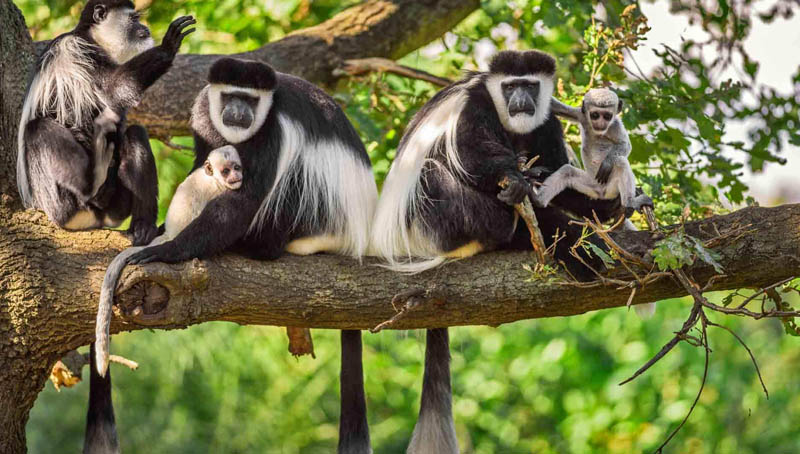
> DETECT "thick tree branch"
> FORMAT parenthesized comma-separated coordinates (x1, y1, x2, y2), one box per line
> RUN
(3, 202, 798, 358)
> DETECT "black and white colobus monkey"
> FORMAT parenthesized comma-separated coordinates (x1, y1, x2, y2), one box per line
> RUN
(15, 3, 192, 453)
(17, 0, 195, 245)
(371, 50, 620, 277)
(116, 58, 378, 453)
(125, 57, 377, 264)
(372, 50, 626, 453)
(95, 146, 243, 378)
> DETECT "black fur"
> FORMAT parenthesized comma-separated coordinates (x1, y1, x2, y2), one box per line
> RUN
(127, 68, 370, 264)
(77, 0, 135, 31)
(208, 57, 277, 91)
(407, 70, 614, 279)
(18, 5, 193, 453)
(84, 344, 119, 454)
(488, 50, 556, 77)
(338, 330, 371, 454)
(20, 5, 194, 245)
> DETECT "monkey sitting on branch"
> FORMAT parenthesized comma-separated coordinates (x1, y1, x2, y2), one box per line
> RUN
(94, 145, 244, 377)
(533, 88, 653, 231)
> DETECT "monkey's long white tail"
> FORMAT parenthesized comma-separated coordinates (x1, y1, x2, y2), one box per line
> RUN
(95, 246, 144, 378)
(380, 256, 447, 275)
(634, 302, 657, 319)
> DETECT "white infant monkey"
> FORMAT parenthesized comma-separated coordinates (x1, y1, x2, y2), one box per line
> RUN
(95, 145, 244, 376)
(535, 88, 652, 231)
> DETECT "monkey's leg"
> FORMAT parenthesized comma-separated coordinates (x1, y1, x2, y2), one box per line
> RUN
(535, 205, 609, 282)
(407, 328, 458, 454)
(83, 343, 120, 454)
(24, 118, 101, 229)
(338, 330, 371, 454)
(115, 125, 159, 246)
(536, 165, 600, 208)
(91, 109, 119, 197)
(616, 165, 653, 215)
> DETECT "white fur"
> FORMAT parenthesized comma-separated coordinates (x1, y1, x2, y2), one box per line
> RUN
(370, 88, 472, 272)
(208, 84, 273, 144)
(407, 410, 459, 454)
(90, 8, 154, 64)
(248, 114, 377, 258)
(17, 35, 107, 207)
(485, 74, 553, 135)
(95, 147, 239, 376)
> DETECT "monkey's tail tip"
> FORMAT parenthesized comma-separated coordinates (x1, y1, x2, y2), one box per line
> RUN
(634, 302, 656, 319)
(377, 256, 446, 275)
(95, 335, 110, 378)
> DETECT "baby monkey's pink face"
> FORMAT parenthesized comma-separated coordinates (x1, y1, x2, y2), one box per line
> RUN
(587, 106, 616, 134)
(204, 146, 243, 190)
(582, 88, 622, 135)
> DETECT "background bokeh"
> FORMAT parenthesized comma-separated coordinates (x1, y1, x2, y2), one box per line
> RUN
(17, 1, 800, 452)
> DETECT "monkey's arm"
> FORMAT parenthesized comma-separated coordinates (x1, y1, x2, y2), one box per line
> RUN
(594, 141, 631, 185)
(550, 98, 583, 124)
(104, 16, 196, 113)
(126, 189, 260, 264)
(456, 107, 530, 204)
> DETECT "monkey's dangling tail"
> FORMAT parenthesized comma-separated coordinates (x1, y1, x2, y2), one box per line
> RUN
(407, 328, 459, 454)
(84, 343, 120, 454)
(338, 330, 372, 454)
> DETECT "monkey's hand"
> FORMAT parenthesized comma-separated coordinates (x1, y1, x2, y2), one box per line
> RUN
(625, 193, 655, 217)
(160, 15, 196, 56)
(595, 155, 616, 185)
(522, 166, 551, 183)
(127, 219, 158, 246)
(498, 174, 532, 206)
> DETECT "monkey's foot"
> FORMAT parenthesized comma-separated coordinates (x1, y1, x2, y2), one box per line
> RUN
(625, 193, 655, 216)
(126, 219, 158, 246)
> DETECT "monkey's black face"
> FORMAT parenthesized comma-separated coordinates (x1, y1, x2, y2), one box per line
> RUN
(501, 79, 540, 117)
(220, 92, 258, 130)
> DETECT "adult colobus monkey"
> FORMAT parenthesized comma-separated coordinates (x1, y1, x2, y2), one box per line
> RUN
(126, 57, 377, 264)
(118, 58, 378, 453)
(15, 2, 192, 453)
(18, 0, 194, 245)
(372, 50, 626, 453)
(371, 50, 620, 277)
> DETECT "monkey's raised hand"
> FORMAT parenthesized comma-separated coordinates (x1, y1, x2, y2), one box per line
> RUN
(595, 155, 616, 185)
(160, 15, 196, 56)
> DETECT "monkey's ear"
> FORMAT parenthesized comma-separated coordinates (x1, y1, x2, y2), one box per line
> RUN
(617, 99, 624, 114)
(93, 5, 107, 23)
(204, 162, 213, 176)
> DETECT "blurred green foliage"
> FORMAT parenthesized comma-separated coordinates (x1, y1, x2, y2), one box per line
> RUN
(16, 0, 800, 452)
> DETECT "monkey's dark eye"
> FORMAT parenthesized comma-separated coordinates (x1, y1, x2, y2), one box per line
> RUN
(233, 164, 241, 171)
(590, 112, 600, 120)
(603, 113, 613, 121)
(222, 169, 230, 177)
